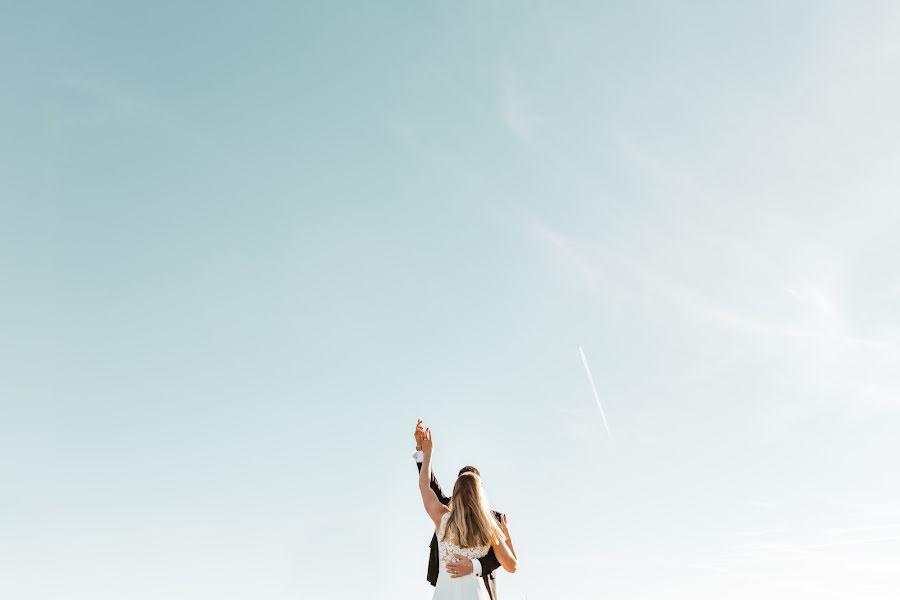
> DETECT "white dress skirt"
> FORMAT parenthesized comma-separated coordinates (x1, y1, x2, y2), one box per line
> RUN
(432, 513, 492, 600)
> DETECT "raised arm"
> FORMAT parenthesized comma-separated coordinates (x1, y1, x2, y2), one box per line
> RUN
(414, 419, 450, 505)
(416, 461, 451, 505)
(418, 427, 449, 529)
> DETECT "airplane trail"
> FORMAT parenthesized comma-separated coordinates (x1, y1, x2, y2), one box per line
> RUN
(579, 346, 612, 438)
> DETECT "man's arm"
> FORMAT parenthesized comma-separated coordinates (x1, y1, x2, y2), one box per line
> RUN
(478, 545, 502, 577)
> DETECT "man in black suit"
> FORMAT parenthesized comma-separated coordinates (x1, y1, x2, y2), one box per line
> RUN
(413, 420, 504, 600)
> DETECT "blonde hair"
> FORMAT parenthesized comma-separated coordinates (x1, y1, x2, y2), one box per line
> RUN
(443, 473, 505, 548)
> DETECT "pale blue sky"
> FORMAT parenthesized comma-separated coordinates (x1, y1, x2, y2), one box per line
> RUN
(2, 2, 900, 599)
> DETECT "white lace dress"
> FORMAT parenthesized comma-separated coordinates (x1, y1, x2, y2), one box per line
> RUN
(432, 512, 492, 600)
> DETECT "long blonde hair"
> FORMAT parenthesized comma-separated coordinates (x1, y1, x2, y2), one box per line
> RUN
(443, 472, 505, 548)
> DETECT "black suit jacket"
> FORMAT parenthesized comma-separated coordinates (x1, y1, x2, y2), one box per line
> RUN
(417, 461, 503, 600)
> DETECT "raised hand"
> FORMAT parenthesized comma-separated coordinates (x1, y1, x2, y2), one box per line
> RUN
(421, 427, 434, 454)
(414, 419, 425, 449)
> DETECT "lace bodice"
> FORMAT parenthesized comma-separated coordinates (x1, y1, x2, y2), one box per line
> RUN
(437, 512, 490, 572)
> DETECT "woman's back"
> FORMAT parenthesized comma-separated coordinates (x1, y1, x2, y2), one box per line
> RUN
(436, 512, 490, 573)
(433, 513, 492, 599)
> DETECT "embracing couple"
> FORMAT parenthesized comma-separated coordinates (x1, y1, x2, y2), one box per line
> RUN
(413, 420, 518, 600)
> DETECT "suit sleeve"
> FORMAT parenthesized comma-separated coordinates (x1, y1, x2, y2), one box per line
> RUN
(480, 548, 502, 577)
(415, 460, 451, 506)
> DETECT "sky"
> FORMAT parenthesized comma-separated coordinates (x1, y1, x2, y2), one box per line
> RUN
(2, 1, 900, 599)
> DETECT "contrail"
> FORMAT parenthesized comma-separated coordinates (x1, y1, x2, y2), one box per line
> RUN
(579, 346, 612, 438)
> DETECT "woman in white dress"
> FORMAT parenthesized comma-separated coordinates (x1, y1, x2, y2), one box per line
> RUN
(418, 426, 517, 600)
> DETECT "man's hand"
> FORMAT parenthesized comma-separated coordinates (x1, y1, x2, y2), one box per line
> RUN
(414, 419, 425, 450)
(446, 554, 474, 578)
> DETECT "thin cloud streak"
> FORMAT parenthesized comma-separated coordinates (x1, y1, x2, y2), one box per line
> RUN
(578, 346, 612, 439)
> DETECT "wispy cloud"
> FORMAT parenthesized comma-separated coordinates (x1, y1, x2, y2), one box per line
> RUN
(825, 523, 900, 535)
(527, 220, 900, 422)
(744, 500, 785, 511)
(498, 68, 553, 147)
(50, 72, 168, 125)
(735, 529, 788, 536)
